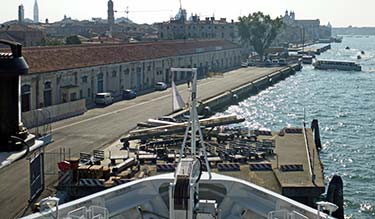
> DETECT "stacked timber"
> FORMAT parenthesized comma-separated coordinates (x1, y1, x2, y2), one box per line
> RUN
(122, 115, 245, 141)
(77, 165, 104, 179)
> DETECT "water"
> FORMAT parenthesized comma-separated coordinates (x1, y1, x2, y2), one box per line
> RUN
(218, 36, 375, 218)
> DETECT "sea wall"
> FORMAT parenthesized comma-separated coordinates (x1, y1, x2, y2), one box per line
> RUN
(200, 64, 301, 112)
(171, 64, 301, 119)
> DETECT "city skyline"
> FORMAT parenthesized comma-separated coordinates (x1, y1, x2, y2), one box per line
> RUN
(1, 0, 375, 27)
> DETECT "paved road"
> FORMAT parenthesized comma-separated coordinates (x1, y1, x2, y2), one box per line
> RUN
(0, 66, 283, 218)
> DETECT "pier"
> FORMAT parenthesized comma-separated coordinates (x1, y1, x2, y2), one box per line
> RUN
(54, 63, 323, 209)
(0, 64, 310, 218)
(59, 123, 325, 208)
(290, 44, 332, 55)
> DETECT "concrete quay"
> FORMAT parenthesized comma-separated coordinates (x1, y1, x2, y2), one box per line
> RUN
(0, 65, 300, 218)
(289, 44, 331, 55)
(171, 63, 301, 118)
(300, 44, 331, 55)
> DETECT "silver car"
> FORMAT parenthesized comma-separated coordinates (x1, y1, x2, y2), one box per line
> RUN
(154, 82, 167, 91)
(95, 92, 114, 105)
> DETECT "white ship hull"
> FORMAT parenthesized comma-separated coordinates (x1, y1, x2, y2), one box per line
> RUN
(24, 172, 334, 219)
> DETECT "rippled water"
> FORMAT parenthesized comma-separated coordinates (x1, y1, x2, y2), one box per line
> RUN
(218, 36, 375, 218)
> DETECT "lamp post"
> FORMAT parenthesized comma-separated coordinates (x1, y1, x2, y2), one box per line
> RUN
(0, 40, 30, 151)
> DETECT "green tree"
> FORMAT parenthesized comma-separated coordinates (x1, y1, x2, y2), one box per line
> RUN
(65, 35, 81, 45)
(38, 38, 64, 46)
(237, 12, 283, 60)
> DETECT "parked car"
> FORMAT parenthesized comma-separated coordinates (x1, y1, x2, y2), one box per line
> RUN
(278, 58, 287, 66)
(248, 60, 256, 66)
(265, 59, 272, 66)
(241, 61, 248, 67)
(95, 92, 114, 105)
(122, 89, 137, 100)
(155, 82, 168, 91)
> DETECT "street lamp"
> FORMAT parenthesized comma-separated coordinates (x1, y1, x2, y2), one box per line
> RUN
(39, 196, 60, 218)
(316, 201, 338, 218)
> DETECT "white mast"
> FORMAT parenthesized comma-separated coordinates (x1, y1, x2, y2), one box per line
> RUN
(169, 68, 211, 219)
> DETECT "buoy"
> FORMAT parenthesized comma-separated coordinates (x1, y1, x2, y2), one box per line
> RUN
(232, 94, 238, 102)
(345, 46, 350, 50)
(203, 106, 211, 117)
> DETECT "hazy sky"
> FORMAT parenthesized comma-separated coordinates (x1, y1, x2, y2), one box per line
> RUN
(1, 0, 374, 27)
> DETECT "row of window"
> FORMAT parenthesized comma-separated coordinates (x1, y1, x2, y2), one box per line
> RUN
(162, 24, 234, 30)
(21, 82, 51, 94)
(21, 51, 240, 112)
(21, 83, 52, 112)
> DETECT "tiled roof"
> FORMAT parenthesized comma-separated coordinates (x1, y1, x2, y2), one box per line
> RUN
(21, 40, 240, 74)
(0, 24, 41, 32)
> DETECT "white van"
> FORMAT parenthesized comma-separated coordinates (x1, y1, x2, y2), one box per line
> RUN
(95, 92, 114, 105)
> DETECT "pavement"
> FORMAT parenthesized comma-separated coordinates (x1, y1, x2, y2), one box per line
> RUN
(0, 66, 285, 218)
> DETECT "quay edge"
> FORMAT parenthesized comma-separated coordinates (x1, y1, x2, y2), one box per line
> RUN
(171, 63, 302, 118)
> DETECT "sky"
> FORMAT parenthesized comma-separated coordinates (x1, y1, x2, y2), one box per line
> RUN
(1, 0, 374, 27)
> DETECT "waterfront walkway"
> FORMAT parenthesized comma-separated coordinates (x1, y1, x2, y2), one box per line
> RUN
(0, 66, 291, 218)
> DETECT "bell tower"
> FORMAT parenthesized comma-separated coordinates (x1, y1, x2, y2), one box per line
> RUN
(108, 0, 115, 25)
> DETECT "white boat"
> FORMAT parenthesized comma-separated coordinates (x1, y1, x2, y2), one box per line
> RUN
(314, 60, 361, 71)
(24, 172, 337, 219)
(24, 68, 339, 219)
(302, 55, 314, 64)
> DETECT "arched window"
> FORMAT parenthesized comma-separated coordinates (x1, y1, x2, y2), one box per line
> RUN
(97, 73, 104, 93)
(44, 81, 52, 107)
(21, 84, 31, 112)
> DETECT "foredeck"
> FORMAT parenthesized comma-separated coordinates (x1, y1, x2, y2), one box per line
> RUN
(100, 126, 326, 207)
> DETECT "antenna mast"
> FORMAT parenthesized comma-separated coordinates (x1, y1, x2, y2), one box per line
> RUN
(169, 67, 212, 219)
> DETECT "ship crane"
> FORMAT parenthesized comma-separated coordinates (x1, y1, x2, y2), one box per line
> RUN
(169, 68, 213, 219)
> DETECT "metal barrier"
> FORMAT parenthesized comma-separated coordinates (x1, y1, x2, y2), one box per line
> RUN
(44, 148, 71, 175)
(23, 108, 52, 135)
(67, 206, 109, 219)
(29, 150, 44, 202)
(290, 211, 309, 219)
(268, 210, 289, 219)
(268, 210, 309, 219)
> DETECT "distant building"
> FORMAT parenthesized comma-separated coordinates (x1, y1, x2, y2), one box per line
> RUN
(18, 4, 25, 24)
(42, 17, 157, 43)
(33, 0, 39, 23)
(19, 40, 241, 113)
(156, 10, 238, 43)
(277, 10, 332, 44)
(0, 24, 45, 47)
(107, 0, 115, 26)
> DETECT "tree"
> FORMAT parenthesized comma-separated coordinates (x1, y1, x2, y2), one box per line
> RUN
(237, 12, 283, 60)
(38, 38, 64, 46)
(65, 35, 81, 45)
